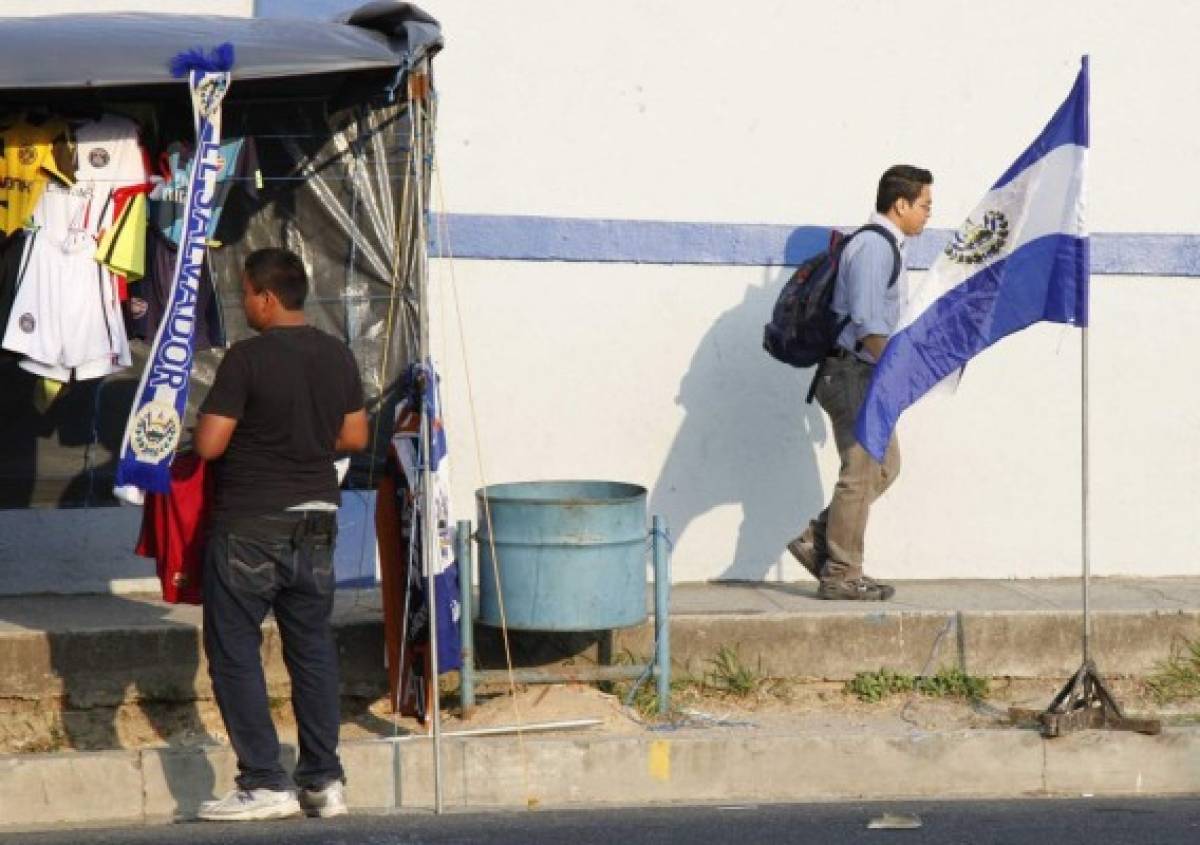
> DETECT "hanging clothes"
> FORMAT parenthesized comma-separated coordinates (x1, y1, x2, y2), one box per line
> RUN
(0, 116, 70, 236)
(0, 229, 31, 359)
(136, 452, 211, 605)
(376, 362, 461, 722)
(1, 114, 147, 382)
(126, 226, 225, 350)
(149, 136, 257, 245)
(96, 184, 151, 288)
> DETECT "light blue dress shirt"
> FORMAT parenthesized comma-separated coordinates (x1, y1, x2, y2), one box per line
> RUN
(832, 213, 908, 362)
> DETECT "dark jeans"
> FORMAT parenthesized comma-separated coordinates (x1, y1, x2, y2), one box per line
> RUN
(203, 511, 344, 792)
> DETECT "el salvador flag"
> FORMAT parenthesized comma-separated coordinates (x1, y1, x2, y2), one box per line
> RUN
(856, 57, 1090, 462)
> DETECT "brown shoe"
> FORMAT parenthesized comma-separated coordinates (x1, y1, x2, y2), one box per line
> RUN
(786, 537, 824, 580)
(859, 575, 895, 598)
(817, 577, 895, 601)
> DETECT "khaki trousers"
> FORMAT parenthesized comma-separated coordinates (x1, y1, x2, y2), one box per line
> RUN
(803, 354, 900, 582)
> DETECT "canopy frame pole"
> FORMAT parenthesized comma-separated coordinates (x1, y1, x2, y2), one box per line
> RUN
(408, 61, 444, 812)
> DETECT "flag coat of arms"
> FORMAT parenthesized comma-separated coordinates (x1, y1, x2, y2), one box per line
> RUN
(856, 57, 1090, 462)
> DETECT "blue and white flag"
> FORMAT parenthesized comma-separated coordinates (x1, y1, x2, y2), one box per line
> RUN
(856, 57, 1090, 462)
(114, 45, 234, 501)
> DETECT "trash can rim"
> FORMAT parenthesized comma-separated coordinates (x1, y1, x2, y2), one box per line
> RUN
(475, 479, 647, 506)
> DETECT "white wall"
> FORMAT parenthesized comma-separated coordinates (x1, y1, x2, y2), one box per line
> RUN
(431, 262, 1197, 582)
(429, 0, 1200, 232)
(424, 0, 1200, 581)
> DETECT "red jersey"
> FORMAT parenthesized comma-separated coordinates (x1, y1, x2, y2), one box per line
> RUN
(136, 452, 211, 604)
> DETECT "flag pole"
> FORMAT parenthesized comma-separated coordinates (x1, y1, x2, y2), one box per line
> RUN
(1021, 56, 1161, 736)
(1026, 283, 1158, 735)
(1081, 323, 1091, 664)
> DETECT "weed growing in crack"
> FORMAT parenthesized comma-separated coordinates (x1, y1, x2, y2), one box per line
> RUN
(1145, 638, 1200, 704)
(846, 667, 990, 703)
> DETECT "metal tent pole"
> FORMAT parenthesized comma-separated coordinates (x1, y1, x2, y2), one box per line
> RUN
(409, 62, 444, 813)
(418, 393, 443, 811)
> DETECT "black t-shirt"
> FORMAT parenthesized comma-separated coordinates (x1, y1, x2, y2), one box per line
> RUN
(200, 325, 364, 521)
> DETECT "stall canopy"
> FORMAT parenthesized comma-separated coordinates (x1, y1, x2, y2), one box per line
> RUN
(0, 3, 441, 91)
(0, 1, 441, 507)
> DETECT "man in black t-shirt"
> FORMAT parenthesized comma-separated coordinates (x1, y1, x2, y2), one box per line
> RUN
(194, 248, 367, 822)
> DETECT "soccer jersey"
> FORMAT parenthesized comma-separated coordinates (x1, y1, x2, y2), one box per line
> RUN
(75, 115, 146, 189)
(150, 137, 255, 245)
(0, 117, 68, 235)
(96, 187, 149, 287)
(136, 452, 211, 605)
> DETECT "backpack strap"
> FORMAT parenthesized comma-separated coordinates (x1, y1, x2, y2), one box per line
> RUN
(849, 223, 902, 288)
(808, 225, 903, 403)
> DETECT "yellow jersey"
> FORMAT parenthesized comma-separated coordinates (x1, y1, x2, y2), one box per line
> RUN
(0, 118, 69, 235)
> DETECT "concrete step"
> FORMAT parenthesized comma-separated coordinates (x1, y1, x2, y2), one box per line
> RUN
(1, 579, 1198, 709)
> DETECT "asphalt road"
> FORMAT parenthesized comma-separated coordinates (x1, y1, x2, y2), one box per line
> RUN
(4, 798, 1199, 845)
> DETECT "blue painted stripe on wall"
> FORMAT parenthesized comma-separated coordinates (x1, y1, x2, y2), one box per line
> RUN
(429, 214, 1200, 277)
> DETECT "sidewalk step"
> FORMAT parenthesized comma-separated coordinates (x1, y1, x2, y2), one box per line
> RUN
(0, 581, 1197, 707)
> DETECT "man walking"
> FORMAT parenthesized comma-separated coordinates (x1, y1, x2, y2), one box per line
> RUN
(194, 247, 367, 820)
(788, 165, 933, 601)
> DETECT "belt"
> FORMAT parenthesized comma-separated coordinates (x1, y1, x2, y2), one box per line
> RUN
(827, 347, 873, 365)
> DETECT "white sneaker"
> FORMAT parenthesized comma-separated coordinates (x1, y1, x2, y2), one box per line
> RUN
(299, 780, 348, 818)
(197, 788, 302, 822)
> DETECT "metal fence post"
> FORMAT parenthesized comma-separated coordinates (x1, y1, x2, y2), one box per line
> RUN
(652, 515, 671, 715)
(456, 519, 475, 714)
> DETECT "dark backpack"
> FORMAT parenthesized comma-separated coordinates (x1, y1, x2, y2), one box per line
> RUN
(762, 223, 901, 374)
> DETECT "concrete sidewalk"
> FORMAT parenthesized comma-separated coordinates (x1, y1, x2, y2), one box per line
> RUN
(1, 578, 1198, 830)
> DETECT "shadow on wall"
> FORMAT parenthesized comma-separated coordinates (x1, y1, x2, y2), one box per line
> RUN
(650, 228, 832, 581)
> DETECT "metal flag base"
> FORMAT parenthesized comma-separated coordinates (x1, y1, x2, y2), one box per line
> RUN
(1013, 660, 1160, 737)
(1014, 325, 1158, 739)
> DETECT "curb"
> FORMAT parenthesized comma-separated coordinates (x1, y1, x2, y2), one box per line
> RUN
(2, 727, 1198, 831)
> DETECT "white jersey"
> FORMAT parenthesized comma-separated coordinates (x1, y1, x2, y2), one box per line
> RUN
(1, 114, 145, 381)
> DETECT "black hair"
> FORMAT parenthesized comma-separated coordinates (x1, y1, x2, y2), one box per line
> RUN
(875, 165, 934, 214)
(244, 247, 308, 311)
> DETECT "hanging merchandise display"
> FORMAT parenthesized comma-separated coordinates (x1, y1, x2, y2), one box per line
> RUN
(0, 115, 71, 236)
(376, 361, 462, 722)
(113, 46, 234, 501)
(1, 114, 147, 383)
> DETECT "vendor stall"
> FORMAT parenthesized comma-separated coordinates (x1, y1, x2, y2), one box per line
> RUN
(0, 1, 441, 507)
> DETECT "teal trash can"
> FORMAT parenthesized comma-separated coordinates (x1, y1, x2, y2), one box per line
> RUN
(475, 480, 647, 631)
